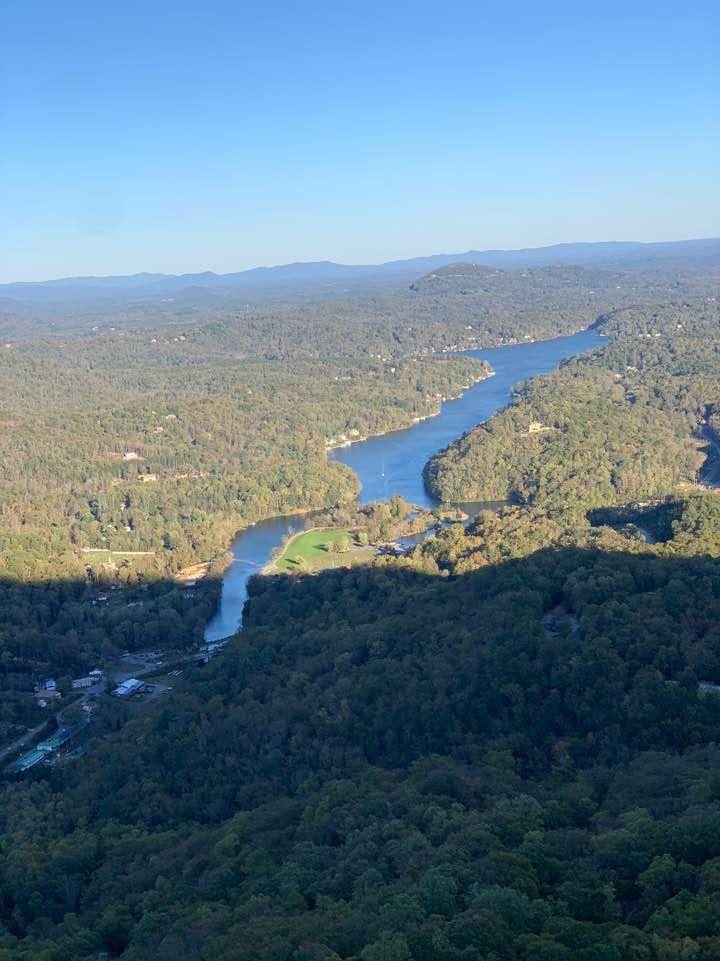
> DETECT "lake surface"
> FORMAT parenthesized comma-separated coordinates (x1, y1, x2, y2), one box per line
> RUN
(205, 328, 605, 641)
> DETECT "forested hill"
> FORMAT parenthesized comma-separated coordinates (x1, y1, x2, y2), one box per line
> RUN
(2, 236, 718, 320)
(425, 300, 720, 509)
(3, 533, 720, 959)
(8, 252, 687, 740)
(2, 262, 720, 959)
(2, 256, 718, 341)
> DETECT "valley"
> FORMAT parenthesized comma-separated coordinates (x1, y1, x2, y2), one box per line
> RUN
(5, 3, 720, 955)
(2, 255, 720, 961)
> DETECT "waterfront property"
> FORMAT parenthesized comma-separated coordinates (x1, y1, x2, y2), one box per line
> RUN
(206, 330, 606, 640)
(274, 528, 372, 572)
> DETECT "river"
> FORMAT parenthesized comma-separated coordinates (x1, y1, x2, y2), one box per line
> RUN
(205, 328, 605, 641)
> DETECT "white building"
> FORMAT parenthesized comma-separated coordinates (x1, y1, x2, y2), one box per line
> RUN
(113, 678, 145, 698)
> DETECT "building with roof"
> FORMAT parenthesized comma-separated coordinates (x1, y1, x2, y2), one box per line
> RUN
(37, 730, 74, 753)
(113, 678, 145, 698)
(12, 727, 78, 774)
(13, 748, 49, 773)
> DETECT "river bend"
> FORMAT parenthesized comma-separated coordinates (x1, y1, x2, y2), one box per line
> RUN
(205, 329, 605, 641)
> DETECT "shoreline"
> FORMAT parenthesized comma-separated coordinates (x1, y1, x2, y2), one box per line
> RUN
(205, 326, 604, 634)
(260, 525, 327, 575)
(325, 368, 496, 452)
(206, 364, 497, 584)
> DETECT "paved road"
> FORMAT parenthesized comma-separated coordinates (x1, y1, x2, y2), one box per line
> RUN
(0, 721, 48, 762)
(3, 643, 217, 769)
(1, 683, 101, 768)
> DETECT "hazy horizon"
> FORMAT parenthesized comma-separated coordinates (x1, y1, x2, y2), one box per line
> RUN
(2, 1, 718, 284)
(2, 234, 719, 288)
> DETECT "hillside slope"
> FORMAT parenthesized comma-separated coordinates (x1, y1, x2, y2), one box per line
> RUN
(3, 236, 718, 313)
(425, 301, 720, 508)
(2, 540, 720, 959)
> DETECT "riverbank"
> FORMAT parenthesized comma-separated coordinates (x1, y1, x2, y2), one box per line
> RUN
(206, 329, 607, 640)
(325, 367, 495, 451)
(265, 527, 376, 574)
(261, 526, 326, 574)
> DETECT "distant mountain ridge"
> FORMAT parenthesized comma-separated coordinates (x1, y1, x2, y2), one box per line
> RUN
(3, 237, 719, 311)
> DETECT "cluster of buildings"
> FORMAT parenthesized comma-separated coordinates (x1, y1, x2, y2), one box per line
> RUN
(34, 670, 104, 707)
(72, 669, 103, 690)
(12, 728, 77, 774)
(12, 640, 235, 776)
(376, 542, 407, 558)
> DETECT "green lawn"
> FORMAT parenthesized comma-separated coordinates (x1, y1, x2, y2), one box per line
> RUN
(275, 528, 372, 572)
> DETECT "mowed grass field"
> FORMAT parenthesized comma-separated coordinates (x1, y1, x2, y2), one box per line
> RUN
(82, 549, 156, 562)
(275, 528, 373, 572)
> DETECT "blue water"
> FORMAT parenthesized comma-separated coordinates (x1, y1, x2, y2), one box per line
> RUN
(331, 329, 604, 506)
(205, 328, 605, 641)
(204, 514, 300, 642)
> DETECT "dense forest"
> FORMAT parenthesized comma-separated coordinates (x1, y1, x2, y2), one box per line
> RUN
(3, 523, 720, 959)
(2, 259, 720, 958)
(425, 301, 720, 510)
(0, 341, 484, 735)
(9, 257, 693, 714)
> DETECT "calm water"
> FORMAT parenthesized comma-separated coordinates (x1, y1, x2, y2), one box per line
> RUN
(205, 328, 605, 641)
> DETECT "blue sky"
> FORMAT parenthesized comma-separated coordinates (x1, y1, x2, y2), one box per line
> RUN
(1, 1, 718, 282)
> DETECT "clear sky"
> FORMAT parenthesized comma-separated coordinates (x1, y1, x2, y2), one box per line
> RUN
(1, 0, 718, 282)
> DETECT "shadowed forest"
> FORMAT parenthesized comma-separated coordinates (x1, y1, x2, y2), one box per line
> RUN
(2, 539, 720, 959)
